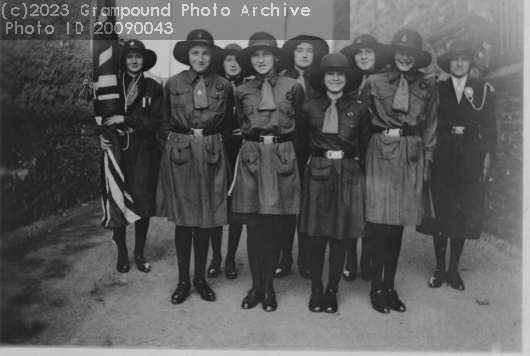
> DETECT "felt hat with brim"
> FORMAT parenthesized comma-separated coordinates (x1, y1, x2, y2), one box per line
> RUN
(216, 43, 249, 77)
(282, 34, 330, 70)
(340, 33, 390, 71)
(309, 53, 363, 94)
(115, 39, 157, 72)
(436, 40, 476, 73)
(236, 32, 289, 74)
(173, 29, 225, 66)
(386, 28, 432, 69)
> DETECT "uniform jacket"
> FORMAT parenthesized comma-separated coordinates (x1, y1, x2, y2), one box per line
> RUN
(231, 73, 304, 214)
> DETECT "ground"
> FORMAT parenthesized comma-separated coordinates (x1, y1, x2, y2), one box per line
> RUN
(0, 201, 522, 353)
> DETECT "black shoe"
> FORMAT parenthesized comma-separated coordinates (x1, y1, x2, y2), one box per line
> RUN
(275, 260, 292, 278)
(207, 260, 221, 278)
(262, 290, 277, 312)
(116, 252, 130, 274)
(308, 290, 324, 312)
(385, 289, 406, 312)
(242, 289, 263, 309)
(343, 250, 357, 282)
(193, 280, 216, 301)
(171, 281, 191, 305)
(446, 269, 465, 290)
(370, 290, 390, 314)
(134, 254, 151, 273)
(323, 288, 338, 313)
(428, 269, 446, 288)
(224, 259, 237, 280)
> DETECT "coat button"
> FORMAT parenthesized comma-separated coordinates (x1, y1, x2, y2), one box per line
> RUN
(247, 159, 250, 163)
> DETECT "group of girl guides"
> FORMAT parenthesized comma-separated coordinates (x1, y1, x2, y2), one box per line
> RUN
(98, 27, 497, 314)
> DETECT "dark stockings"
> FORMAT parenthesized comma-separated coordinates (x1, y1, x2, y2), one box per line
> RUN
(225, 221, 244, 263)
(175, 226, 220, 283)
(112, 217, 150, 260)
(433, 235, 465, 272)
(307, 236, 346, 292)
(369, 223, 404, 292)
(209, 227, 223, 266)
(246, 214, 282, 291)
(277, 214, 297, 265)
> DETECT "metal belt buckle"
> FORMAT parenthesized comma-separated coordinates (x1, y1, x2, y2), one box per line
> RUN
(261, 136, 275, 144)
(191, 129, 204, 137)
(326, 150, 344, 159)
(451, 126, 465, 135)
(383, 128, 402, 137)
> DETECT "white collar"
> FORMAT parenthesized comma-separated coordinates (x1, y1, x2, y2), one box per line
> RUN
(451, 74, 468, 89)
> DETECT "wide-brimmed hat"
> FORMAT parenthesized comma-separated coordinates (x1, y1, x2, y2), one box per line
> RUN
(309, 53, 363, 94)
(173, 29, 225, 66)
(236, 32, 289, 74)
(386, 28, 432, 69)
(282, 34, 330, 70)
(436, 40, 476, 73)
(340, 34, 390, 71)
(216, 43, 247, 77)
(115, 39, 157, 72)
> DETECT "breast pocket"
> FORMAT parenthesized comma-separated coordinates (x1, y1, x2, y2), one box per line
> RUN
(310, 157, 332, 181)
(338, 113, 360, 142)
(410, 88, 429, 117)
(274, 143, 296, 176)
(371, 87, 395, 113)
(170, 87, 190, 108)
(207, 91, 227, 113)
(277, 101, 295, 129)
(169, 135, 191, 165)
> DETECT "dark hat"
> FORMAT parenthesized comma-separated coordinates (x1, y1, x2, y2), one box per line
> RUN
(236, 32, 289, 74)
(282, 34, 330, 70)
(436, 40, 476, 73)
(115, 39, 157, 72)
(309, 53, 363, 94)
(340, 33, 390, 71)
(386, 28, 432, 69)
(224, 43, 242, 56)
(173, 29, 225, 66)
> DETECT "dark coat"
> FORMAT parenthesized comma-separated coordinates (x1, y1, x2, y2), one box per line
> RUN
(417, 77, 497, 239)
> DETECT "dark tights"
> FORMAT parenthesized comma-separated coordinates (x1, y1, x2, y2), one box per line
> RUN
(344, 237, 373, 270)
(112, 217, 150, 259)
(208, 227, 224, 266)
(433, 235, 465, 272)
(307, 236, 346, 292)
(368, 223, 404, 293)
(277, 215, 297, 265)
(225, 221, 244, 263)
(246, 214, 283, 291)
(175, 226, 222, 283)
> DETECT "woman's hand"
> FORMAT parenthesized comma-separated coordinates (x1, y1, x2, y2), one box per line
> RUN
(479, 152, 491, 184)
(423, 160, 432, 185)
(103, 115, 125, 126)
(100, 135, 112, 151)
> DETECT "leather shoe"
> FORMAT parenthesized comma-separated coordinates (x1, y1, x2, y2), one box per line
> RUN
(224, 260, 237, 280)
(262, 290, 277, 312)
(242, 288, 263, 309)
(308, 290, 323, 312)
(446, 269, 465, 290)
(323, 288, 338, 313)
(116, 252, 130, 274)
(207, 260, 221, 278)
(193, 280, 216, 302)
(370, 290, 390, 314)
(134, 255, 151, 273)
(275, 260, 292, 278)
(428, 269, 446, 288)
(385, 289, 406, 312)
(171, 281, 191, 305)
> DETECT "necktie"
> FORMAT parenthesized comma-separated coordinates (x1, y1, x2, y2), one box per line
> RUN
(322, 99, 338, 134)
(258, 78, 276, 111)
(194, 76, 208, 109)
(392, 74, 409, 113)
(296, 72, 306, 92)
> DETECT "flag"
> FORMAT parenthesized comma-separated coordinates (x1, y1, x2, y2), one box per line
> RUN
(92, 0, 141, 228)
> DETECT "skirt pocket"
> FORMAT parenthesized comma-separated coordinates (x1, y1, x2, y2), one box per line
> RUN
(241, 145, 259, 176)
(274, 143, 296, 176)
(310, 157, 332, 181)
(205, 136, 222, 165)
(406, 136, 421, 163)
(169, 134, 191, 165)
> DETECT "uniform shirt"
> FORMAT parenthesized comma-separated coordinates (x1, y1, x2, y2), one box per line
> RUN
(162, 69, 234, 136)
(361, 66, 438, 161)
(282, 68, 320, 102)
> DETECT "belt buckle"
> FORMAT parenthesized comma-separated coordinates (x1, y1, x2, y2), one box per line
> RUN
(192, 129, 204, 137)
(326, 150, 343, 159)
(384, 128, 402, 137)
(451, 126, 464, 135)
(261, 136, 275, 144)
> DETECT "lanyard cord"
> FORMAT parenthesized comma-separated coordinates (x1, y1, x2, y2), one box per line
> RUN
(464, 82, 495, 111)
(123, 73, 143, 112)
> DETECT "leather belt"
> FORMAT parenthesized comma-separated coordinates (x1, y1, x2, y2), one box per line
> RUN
(243, 132, 294, 144)
(312, 149, 356, 159)
(171, 127, 221, 137)
(451, 126, 465, 135)
(375, 125, 421, 137)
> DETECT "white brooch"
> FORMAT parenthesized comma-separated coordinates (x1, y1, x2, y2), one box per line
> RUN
(464, 87, 473, 97)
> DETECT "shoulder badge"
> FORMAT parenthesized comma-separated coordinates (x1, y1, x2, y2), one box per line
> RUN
(286, 92, 293, 101)
(419, 82, 427, 90)
(347, 111, 354, 118)
(216, 84, 224, 91)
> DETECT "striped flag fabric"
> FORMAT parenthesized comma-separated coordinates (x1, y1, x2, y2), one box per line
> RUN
(92, 0, 141, 228)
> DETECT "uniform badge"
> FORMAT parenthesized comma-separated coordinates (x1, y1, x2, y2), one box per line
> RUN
(347, 111, 354, 117)
(401, 35, 407, 43)
(130, 41, 135, 46)
(197, 32, 203, 39)
(286, 92, 293, 101)
(357, 38, 362, 43)
(465, 87, 473, 97)
(419, 82, 427, 90)
(216, 84, 224, 90)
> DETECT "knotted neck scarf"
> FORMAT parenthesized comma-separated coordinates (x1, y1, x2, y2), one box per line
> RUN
(194, 76, 209, 109)
(258, 78, 277, 111)
(322, 99, 338, 134)
(392, 74, 409, 113)
(296, 69, 306, 92)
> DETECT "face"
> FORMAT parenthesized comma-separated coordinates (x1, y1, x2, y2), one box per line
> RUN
(324, 71, 346, 94)
(354, 48, 376, 71)
(293, 42, 314, 70)
(250, 49, 276, 76)
(449, 55, 471, 78)
(394, 48, 417, 73)
(223, 54, 242, 77)
(125, 51, 144, 75)
(189, 45, 211, 74)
